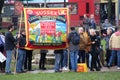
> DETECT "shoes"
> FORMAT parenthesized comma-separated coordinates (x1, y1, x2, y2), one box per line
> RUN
(62, 67, 68, 71)
(99, 65, 102, 69)
(90, 68, 94, 71)
(107, 65, 111, 69)
(0, 70, 5, 73)
(70, 70, 76, 72)
(39, 67, 46, 70)
(1, 70, 5, 73)
(16, 70, 26, 73)
(104, 64, 109, 67)
(28, 69, 34, 71)
(117, 67, 120, 70)
(5, 72, 13, 75)
(22, 70, 27, 73)
(39, 67, 41, 70)
(42, 68, 46, 70)
(55, 70, 62, 73)
(96, 68, 101, 71)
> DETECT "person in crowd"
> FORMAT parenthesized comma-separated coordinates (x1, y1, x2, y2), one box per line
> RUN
(83, 31, 92, 68)
(16, 30, 26, 73)
(68, 27, 80, 72)
(5, 24, 19, 74)
(102, 19, 113, 29)
(39, 50, 48, 70)
(95, 31, 102, 68)
(108, 27, 120, 69)
(101, 19, 114, 35)
(0, 32, 6, 73)
(83, 14, 90, 32)
(24, 50, 33, 71)
(54, 49, 64, 72)
(104, 28, 113, 66)
(89, 14, 96, 29)
(89, 29, 100, 71)
(78, 27, 86, 63)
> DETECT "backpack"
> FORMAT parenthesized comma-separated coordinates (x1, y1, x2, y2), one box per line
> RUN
(70, 32, 80, 45)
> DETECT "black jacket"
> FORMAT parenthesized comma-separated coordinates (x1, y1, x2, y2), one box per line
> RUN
(90, 35, 100, 54)
(5, 31, 16, 50)
(18, 34, 26, 48)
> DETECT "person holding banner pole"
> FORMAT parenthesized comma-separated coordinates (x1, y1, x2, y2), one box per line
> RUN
(14, 13, 23, 74)
(13, 1, 24, 74)
(5, 24, 19, 74)
(16, 30, 26, 73)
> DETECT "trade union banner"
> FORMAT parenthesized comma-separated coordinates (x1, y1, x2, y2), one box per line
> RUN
(14, 1, 24, 15)
(24, 8, 69, 50)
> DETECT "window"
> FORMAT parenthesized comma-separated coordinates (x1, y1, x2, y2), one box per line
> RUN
(86, 3, 89, 14)
(67, 3, 78, 14)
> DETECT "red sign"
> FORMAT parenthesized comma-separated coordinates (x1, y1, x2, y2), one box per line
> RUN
(41, 22, 56, 35)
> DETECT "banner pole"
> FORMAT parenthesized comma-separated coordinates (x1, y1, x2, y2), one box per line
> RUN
(67, 8, 70, 71)
(14, 12, 23, 74)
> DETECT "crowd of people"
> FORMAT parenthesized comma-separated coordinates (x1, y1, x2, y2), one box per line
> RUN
(53, 14, 119, 72)
(0, 24, 48, 74)
(0, 14, 120, 74)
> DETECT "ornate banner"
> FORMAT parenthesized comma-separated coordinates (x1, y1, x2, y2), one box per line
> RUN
(14, 1, 24, 15)
(24, 8, 69, 50)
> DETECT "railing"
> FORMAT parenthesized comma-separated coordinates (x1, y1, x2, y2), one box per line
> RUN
(0, 19, 119, 29)
(69, 19, 118, 27)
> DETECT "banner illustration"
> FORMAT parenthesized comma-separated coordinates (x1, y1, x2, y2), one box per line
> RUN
(24, 8, 69, 49)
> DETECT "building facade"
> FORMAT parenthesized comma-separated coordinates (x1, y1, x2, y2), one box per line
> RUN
(0, 0, 119, 28)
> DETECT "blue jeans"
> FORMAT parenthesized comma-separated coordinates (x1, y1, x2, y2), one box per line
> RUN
(108, 50, 120, 67)
(16, 49, 26, 72)
(5, 50, 13, 73)
(62, 49, 68, 67)
(54, 53, 62, 71)
(117, 51, 120, 67)
(89, 54, 92, 68)
(70, 50, 78, 71)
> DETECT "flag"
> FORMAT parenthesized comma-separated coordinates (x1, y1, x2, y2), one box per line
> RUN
(14, 1, 24, 15)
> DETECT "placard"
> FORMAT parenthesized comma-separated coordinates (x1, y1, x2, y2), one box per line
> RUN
(0, 52, 6, 63)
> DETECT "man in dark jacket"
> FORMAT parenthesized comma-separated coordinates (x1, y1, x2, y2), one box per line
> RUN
(68, 27, 79, 72)
(5, 24, 18, 74)
(24, 50, 33, 71)
(39, 50, 48, 70)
